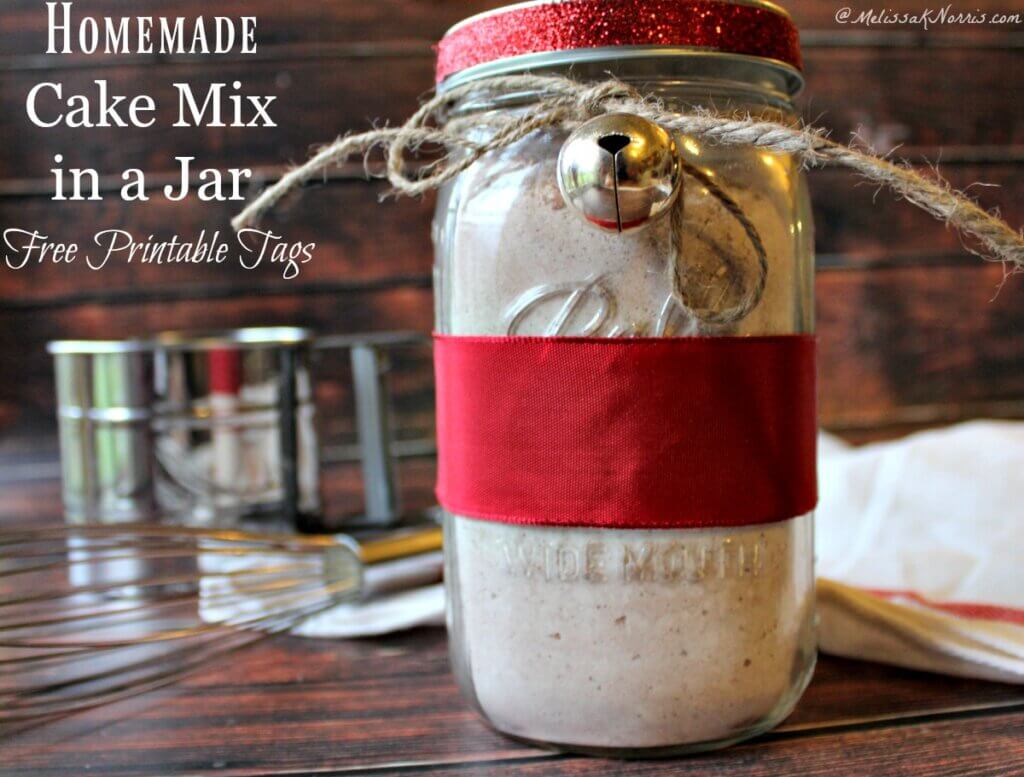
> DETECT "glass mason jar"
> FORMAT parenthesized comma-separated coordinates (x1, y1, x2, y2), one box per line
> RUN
(432, 0, 816, 756)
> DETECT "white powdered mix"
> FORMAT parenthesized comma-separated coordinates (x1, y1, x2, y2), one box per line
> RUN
(449, 520, 814, 748)
(437, 130, 815, 750)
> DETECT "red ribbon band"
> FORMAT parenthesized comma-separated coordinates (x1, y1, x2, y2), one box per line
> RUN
(434, 335, 818, 529)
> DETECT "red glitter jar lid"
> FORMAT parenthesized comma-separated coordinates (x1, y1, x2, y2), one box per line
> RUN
(436, 0, 802, 91)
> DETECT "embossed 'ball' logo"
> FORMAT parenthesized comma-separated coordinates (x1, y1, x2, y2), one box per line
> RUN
(503, 275, 697, 337)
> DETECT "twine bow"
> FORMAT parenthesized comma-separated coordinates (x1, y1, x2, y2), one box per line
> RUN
(233, 74, 1024, 324)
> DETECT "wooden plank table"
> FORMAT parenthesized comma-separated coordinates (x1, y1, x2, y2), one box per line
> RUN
(3, 479, 1024, 776)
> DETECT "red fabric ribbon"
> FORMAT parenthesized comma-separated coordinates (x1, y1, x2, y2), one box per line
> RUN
(434, 335, 817, 529)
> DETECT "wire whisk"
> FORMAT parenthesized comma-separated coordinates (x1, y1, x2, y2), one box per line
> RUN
(0, 522, 442, 726)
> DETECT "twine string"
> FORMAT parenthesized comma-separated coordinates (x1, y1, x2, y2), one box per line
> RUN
(233, 74, 1024, 323)
(672, 158, 770, 326)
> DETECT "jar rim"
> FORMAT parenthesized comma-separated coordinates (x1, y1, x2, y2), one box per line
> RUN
(438, 46, 803, 100)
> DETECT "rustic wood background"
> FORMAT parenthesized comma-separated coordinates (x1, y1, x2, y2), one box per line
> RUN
(1, 0, 1022, 480)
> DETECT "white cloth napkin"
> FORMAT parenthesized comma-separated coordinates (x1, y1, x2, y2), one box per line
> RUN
(199, 546, 446, 637)
(201, 420, 1023, 683)
(295, 583, 445, 638)
(816, 420, 1024, 682)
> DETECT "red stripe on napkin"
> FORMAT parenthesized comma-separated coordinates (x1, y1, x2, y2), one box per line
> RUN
(868, 589, 1024, 626)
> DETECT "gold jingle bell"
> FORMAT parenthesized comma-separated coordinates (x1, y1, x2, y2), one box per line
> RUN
(556, 113, 682, 233)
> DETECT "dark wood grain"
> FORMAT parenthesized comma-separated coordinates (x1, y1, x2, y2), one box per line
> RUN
(0, 181, 435, 303)
(817, 263, 1024, 430)
(0, 634, 513, 777)
(0, 0, 1021, 456)
(0, 284, 435, 445)
(0, 0, 496, 60)
(370, 712, 1024, 776)
(5, 259, 1024, 447)
(2, 481, 1023, 776)
(1, 2, 1022, 772)
(810, 164, 1024, 264)
(0, 56, 433, 182)
(2, 164, 1022, 306)
(790, 0, 1024, 31)
(1, 0, 1020, 62)
(3, 628, 1023, 776)
(1, 45, 1022, 181)
(0, 448, 438, 532)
